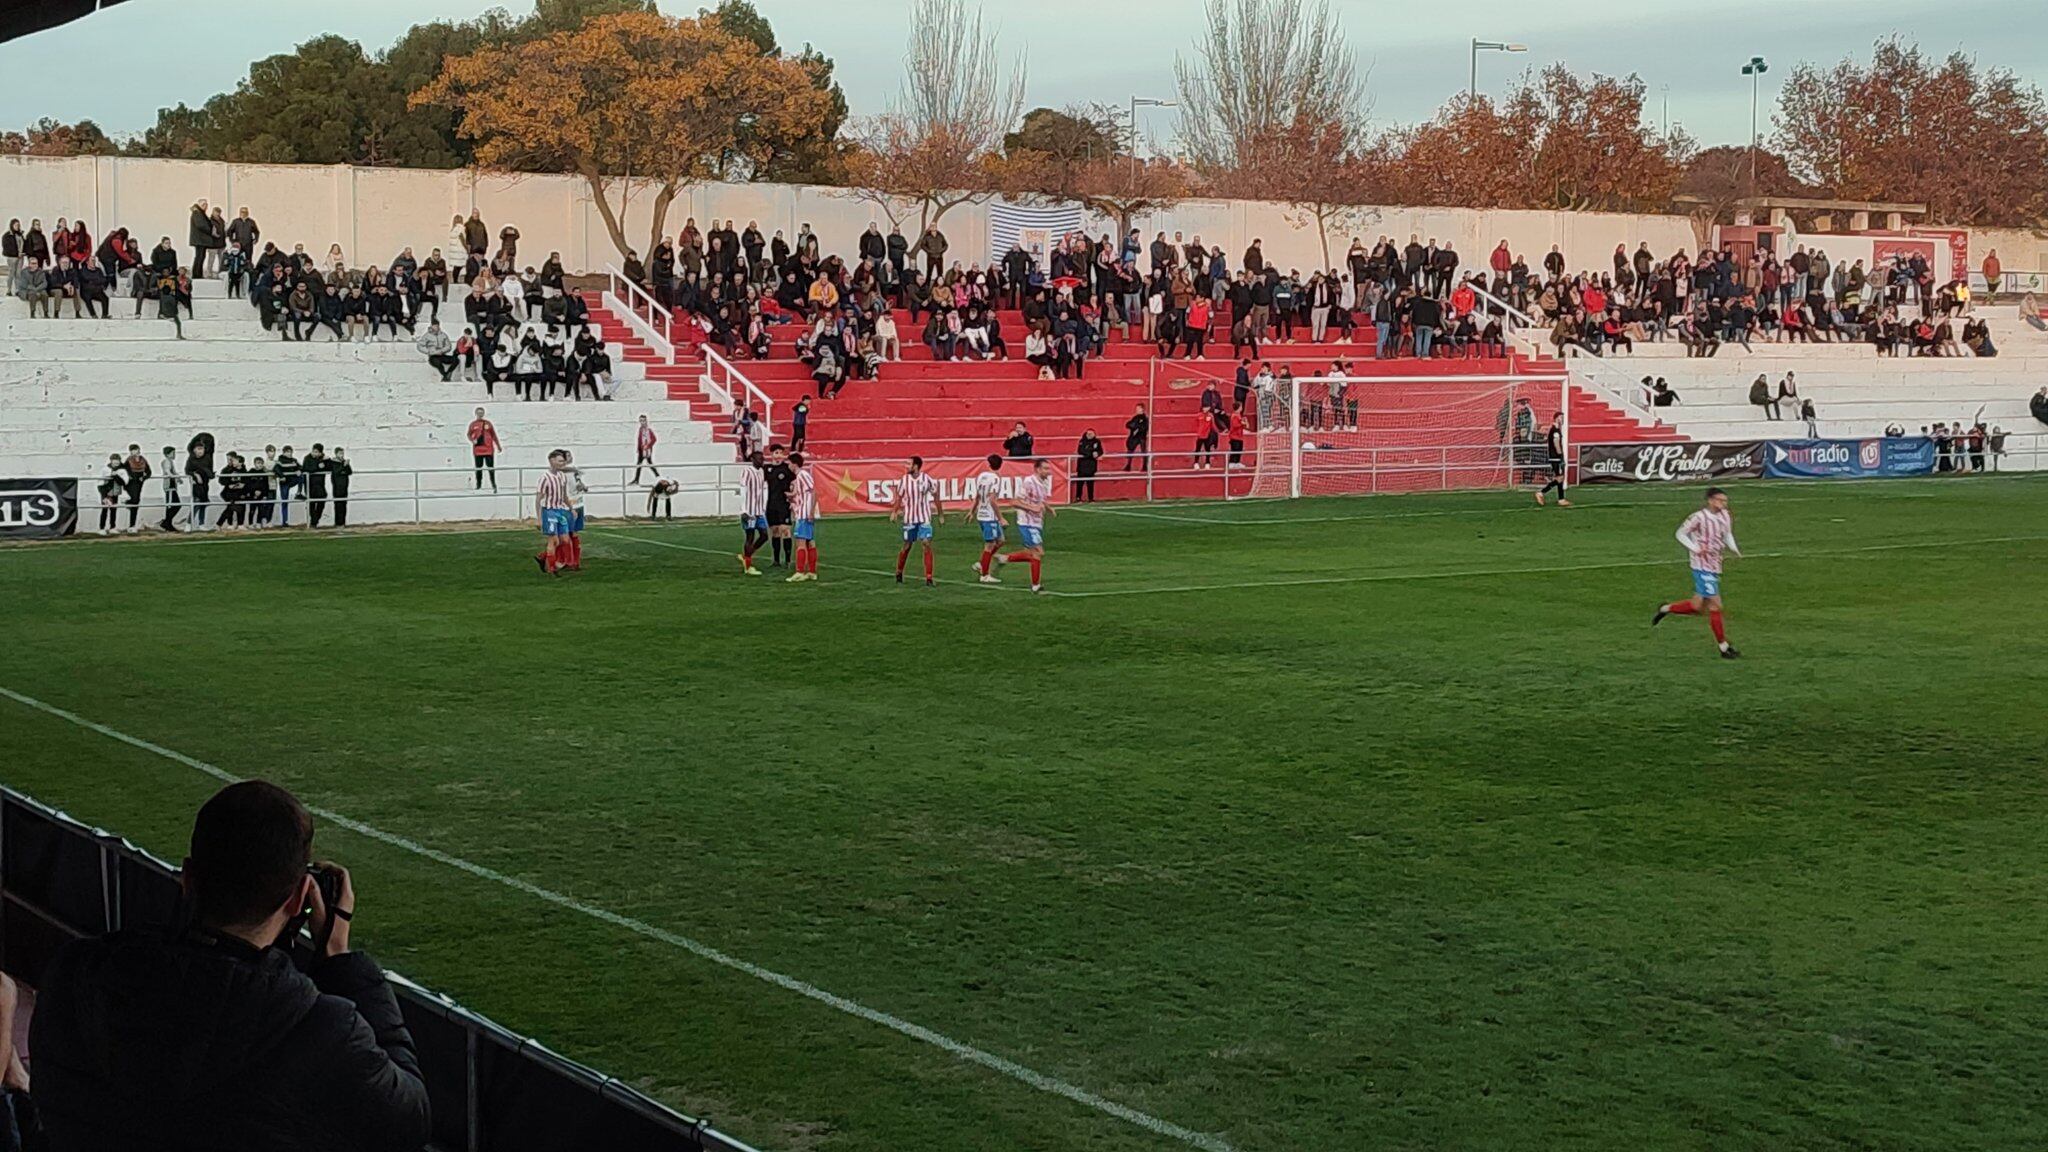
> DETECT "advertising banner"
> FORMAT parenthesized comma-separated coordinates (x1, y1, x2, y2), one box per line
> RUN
(811, 458, 1067, 516)
(1764, 437, 1936, 480)
(1577, 442, 1765, 484)
(0, 478, 79, 539)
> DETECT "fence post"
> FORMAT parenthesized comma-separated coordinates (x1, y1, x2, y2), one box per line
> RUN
(1146, 359, 1156, 503)
(466, 1026, 481, 1152)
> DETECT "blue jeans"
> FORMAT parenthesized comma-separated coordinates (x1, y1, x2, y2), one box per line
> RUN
(1414, 324, 1435, 358)
(276, 477, 296, 524)
(1375, 321, 1393, 358)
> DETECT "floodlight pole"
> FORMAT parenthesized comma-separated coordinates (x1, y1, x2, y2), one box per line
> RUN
(1469, 39, 1527, 103)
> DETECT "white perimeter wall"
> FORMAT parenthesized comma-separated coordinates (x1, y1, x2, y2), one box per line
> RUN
(6, 154, 2040, 285)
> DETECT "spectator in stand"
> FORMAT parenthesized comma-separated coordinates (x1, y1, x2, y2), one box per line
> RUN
(1073, 429, 1103, 501)
(30, 779, 430, 1152)
(918, 225, 948, 279)
(188, 199, 215, 278)
(1749, 375, 1780, 421)
(1981, 249, 2001, 305)
(12, 255, 50, 317)
(418, 321, 458, 379)
(2031, 387, 2048, 427)
(1122, 404, 1149, 471)
(330, 448, 353, 527)
(158, 444, 183, 531)
(2, 218, 20, 280)
(1004, 421, 1034, 459)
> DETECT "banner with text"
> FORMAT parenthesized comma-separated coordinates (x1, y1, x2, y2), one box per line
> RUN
(0, 478, 79, 539)
(1577, 442, 1765, 484)
(812, 458, 1069, 516)
(1763, 437, 1936, 480)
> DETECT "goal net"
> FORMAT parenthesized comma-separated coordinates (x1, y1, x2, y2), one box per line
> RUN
(1243, 374, 1568, 500)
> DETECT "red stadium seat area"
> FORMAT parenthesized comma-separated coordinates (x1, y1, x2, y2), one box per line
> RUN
(585, 296, 1671, 499)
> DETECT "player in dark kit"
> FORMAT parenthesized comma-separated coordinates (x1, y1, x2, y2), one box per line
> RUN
(763, 445, 796, 569)
(1534, 412, 1570, 507)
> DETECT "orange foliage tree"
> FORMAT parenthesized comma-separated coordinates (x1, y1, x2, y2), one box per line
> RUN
(413, 10, 834, 261)
(1775, 38, 2048, 227)
(0, 118, 118, 157)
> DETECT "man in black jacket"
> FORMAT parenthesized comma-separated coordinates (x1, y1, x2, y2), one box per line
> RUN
(330, 447, 354, 527)
(29, 780, 430, 1152)
(303, 444, 332, 526)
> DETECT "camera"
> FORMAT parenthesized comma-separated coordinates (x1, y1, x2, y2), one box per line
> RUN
(307, 863, 344, 915)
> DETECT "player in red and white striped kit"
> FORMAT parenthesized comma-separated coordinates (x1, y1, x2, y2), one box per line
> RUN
(786, 453, 819, 583)
(1653, 486, 1741, 658)
(993, 458, 1054, 593)
(533, 450, 573, 576)
(892, 455, 944, 586)
(737, 451, 769, 576)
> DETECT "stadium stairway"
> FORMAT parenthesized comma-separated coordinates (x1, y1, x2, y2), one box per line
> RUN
(0, 280, 733, 524)
(584, 296, 1669, 498)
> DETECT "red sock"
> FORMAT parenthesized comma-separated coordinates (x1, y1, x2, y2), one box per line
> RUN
(1709, 610, 1727, 644)
(895, 544, 910, 574)
(543, 545, 557, 573)
(1028, 557, 1041, 584)
(922, 548, 934, 580)
(568, 535, 581, 566)
(1003, 551, 1032, 563)
(978, 543, 998, 572)
(806, 545, 818, 574)
(1665, 601, 1698, 616)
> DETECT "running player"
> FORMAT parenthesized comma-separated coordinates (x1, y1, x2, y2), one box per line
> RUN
(786, 452, 819, 583)
(994, 457, 1054, 593)
(971, 453, 1006, 582)
(892, 455, 943, 586)
(764, 445, 796, 569)
(1653, 486, 1741, 658)
(1534, 411, 1571, 507)
(534, 449, 572, 575)
(737, 450, 769, 576)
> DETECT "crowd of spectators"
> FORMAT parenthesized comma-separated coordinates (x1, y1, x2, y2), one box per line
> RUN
(92, 432, 353, 534)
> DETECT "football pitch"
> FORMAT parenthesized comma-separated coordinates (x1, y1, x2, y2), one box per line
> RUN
(3, 476, 2045, 1152)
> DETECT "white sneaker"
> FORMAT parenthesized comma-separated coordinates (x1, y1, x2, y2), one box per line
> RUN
(1031, 584, 1043, 593)
(978, 574, 1001, 585)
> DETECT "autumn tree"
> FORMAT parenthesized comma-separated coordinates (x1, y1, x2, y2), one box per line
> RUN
(1524, 66, 1686, 213)
(1372, 94, 1541, 209)
(997, 104, 1190, 235)
(1672, 143, 1803, 247)
(1774, 38, 2048, 226)
(1176, 0, 1371, 268)
(706, 0, 850, 184)
(0, 118, 119, 156)
(415, 10, 835, 261)
(841, 0, 1024, 234)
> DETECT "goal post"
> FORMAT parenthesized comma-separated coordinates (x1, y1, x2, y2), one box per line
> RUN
(1242, 372, 1569, 501)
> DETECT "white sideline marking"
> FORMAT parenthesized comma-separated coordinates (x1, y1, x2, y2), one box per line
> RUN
(1069, 492, 1939, 528)
(0, 684, 1235, 1152)
(599, 531, 1036, 595)
(1041, 534, 2048, 599)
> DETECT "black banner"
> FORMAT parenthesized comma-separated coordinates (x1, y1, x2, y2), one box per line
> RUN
(1577, 442, 1766, 484)
(0, 478, 79, 539)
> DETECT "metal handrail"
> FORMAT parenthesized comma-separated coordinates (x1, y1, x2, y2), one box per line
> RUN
(602, 263, 674, 365)
(1469, 283, 1657, 416)
(702, 347, 775, 439)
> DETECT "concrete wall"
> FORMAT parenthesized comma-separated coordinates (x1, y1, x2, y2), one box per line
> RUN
(3, 154, 1707, 278)
(8, 154, 2040, 283)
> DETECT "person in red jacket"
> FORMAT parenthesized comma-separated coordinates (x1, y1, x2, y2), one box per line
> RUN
(1489, 240, 1513, 277)
(467, 407, 501, 491)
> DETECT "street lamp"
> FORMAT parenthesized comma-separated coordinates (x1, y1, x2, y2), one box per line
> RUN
(1741, 56, 1769, 193)
(1469, 39, 1526, 102)
(1129, 96, 1175, 181)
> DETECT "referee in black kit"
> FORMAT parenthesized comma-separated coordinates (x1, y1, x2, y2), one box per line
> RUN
(763, 445, 796, 569)
(1535, 412, 1571, 508)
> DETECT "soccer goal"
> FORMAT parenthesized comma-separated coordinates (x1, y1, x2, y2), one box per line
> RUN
(1236, 373, 1571, 500)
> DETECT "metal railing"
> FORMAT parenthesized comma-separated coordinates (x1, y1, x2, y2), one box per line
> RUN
(1468, 283, 1659, 415)
(602, 263, 675, 365)
(0, 785, 760, 1152)
(702, 348, 776, 440)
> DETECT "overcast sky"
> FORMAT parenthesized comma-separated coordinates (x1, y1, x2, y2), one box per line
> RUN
(3, 0, 2044, 149)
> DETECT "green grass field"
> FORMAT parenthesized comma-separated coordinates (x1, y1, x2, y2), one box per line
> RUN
(3, 476, 2046, 1152)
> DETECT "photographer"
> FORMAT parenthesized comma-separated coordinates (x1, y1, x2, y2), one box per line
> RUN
(30, 780, 430, 1152)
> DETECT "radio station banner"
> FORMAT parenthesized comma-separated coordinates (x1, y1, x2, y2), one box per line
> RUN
(1764, 437, 1936, 480)
(1577, 442, 1765, 484)
(812, 458, 1068, 516)
(0, 478, 79, 539)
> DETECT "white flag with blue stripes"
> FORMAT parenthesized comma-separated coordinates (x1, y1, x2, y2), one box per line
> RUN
(988, 202, 1085, 271)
